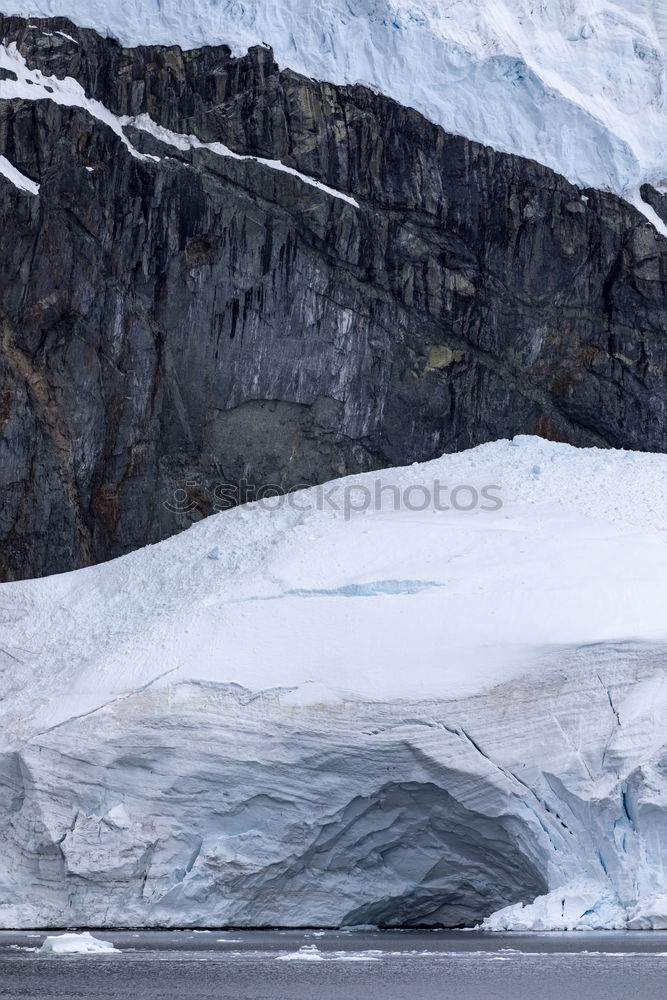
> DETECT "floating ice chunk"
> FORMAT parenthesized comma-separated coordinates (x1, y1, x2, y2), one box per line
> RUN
(38, 932, 118, 955)
(483, 882, 628, 931)
(329, 952, 382, 962)
(277, 945, 380, 961)
(277, 944, 325, 961)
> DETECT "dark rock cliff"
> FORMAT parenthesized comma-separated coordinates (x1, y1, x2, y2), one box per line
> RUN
(0, 15, 665, 580)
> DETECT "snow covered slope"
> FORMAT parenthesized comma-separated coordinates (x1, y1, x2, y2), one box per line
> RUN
(6, 1, 667, 197)
(1, 437, 667, 929)
(2, 435, 667, 740)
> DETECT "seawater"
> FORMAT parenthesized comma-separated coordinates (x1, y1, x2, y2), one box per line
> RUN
(1, 928, 666, 999)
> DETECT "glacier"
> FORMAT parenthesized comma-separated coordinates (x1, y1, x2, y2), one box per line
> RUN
(0, 436, 667, 929)
(4, 1, 667, 198)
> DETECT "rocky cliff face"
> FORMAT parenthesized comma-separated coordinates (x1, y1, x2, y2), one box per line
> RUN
(0, 15, 666, 580)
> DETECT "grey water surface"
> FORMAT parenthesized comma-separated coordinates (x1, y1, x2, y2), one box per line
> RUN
(1, 928, 665, 1000)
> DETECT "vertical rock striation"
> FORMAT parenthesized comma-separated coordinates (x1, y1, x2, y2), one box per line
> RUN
(0, 16, 666, 579)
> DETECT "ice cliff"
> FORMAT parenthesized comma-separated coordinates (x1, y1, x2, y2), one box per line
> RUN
(5, 0, 667, 197)
(1, 437, 666, 930)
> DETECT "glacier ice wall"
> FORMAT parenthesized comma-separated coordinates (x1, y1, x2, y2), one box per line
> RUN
(0, 437, 666, 929)
(5, 1, 667, 195)
(1, 643, 667, 929)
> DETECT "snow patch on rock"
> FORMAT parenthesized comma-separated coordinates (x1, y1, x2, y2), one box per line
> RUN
(0, 43, 359, 205)
(0, 41, 156, 161)
(0, 153, 39, 194)
(129, 113, 359, 206)
(6, 1, 667, 197)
